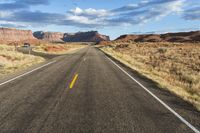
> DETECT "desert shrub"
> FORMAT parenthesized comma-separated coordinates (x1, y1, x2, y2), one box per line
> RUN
(115, 43, 129, 49)
(157, 47, 167, 53)
(0, 44, 44, 77)
(101, 42, 200, 110)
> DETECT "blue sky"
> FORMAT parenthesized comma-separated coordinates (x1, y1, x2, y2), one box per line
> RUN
(0, 0, 199, 39)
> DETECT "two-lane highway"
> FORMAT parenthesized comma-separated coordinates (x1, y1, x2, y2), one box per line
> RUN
(0, 46, 199, 133)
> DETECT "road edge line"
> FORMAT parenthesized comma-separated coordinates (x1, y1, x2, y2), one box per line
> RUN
(106, 56, 199, 133)
(0, 60, 56, 86)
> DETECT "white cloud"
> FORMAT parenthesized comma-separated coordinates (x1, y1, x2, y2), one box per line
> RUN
(0, 11, 12, 18)
(69, 7, 110, 17)
(0, 0, 197, 29)
(65, 0, 186, 27)
(165, 0, 185, 13)
(149, 0, 185, 20)
(0, 20, 28, 28)
(66, 15, 99, 25)
(71, 7, 82, 14)
(65, 7, 111, 26)
(0, 20, 14, 24)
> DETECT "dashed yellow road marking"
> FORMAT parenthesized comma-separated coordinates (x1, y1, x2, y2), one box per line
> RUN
(69, 74, 78, 89)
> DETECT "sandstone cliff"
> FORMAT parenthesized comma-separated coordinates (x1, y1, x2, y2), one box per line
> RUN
(0, 27, 36, 43)
(63, 31, 110, 42)
(33, 31, 64, 42)
(34, 31, 109, 42)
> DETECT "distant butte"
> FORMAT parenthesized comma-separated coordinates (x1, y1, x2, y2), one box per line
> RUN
(0, 27, 110, 44)
(0, 27, 199, 44)
(33, 31, 110, 42)
(0, 27, 36, 43)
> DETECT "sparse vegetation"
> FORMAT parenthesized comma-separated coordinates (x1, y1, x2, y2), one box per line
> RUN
(0, 44, 45, 77)
(33, 43, 86, 54)
(101, 42, 200, 110)
(0, 43, 86, 77)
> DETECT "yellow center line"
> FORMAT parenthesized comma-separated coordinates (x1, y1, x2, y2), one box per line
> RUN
(69, 74, 78, 89)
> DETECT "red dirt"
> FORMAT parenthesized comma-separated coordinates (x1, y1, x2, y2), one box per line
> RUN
(44, 45, 68, 52)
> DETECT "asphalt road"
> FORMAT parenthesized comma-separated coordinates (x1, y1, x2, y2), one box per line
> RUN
(0, 46, 199, 133)
(17, 47, 58, 59)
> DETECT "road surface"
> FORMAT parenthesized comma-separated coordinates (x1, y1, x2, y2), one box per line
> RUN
(0, 46, 199, 133)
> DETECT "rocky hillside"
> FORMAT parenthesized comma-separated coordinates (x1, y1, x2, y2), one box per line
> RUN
(33, 31, 64, 42)
(33, 31, 110, 42)
(63, 31, 110, 42)
(115, 31, 200, 42)
(0, 27, 36, 43)
(0, 28, 110, 44)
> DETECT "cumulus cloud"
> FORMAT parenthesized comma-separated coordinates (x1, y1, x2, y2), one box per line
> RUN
(0, 0, 198, 29)
(64, 7, 111, 27)
(65, 15, 98, 25)
(63, 0, 186, 27)
(69, 7, 110, 17)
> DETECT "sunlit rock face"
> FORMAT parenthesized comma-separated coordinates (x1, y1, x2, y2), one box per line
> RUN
(33, 31, 64, 42)
(63, 31, 110, 42)
(0, 27, 36, 42)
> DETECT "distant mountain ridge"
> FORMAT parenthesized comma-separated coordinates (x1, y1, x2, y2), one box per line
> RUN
(0, 27, 199, 44)
(33, 31, 110, 42)
(115, 31, 200, 42)
(0, 27, 110, 43)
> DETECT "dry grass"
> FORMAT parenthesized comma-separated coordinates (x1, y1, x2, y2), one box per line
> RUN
(101, 42, 200, 110)
(33, 43, 86, 54)
(0, 44, 45, 77)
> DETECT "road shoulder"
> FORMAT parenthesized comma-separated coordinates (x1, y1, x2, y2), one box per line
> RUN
(98, 47, 200, 131)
